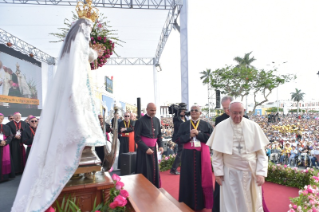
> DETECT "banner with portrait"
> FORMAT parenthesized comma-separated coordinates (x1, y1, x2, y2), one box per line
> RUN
(0, 51, 42, 109)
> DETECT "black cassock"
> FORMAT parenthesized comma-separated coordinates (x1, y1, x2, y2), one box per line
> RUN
(118, 120, 135, 169)
(134, 115, 162, 188)
(6, 120, 28, 174)
(176, 120, 213, 211)
(0, 124, 14, 182)
(21, 126, 36, 161)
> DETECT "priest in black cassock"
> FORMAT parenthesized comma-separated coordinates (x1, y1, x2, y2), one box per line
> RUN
(21, 116, 38, 161)
(0, 113, 14, 182)
(134, 103, 163, 188)
(6, 112, 28, 174)
(118, 112, 135, 169)
(176, 105, 214, 211)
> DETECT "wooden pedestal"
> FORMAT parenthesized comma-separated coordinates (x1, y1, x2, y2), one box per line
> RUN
(52, 172, 114, 212)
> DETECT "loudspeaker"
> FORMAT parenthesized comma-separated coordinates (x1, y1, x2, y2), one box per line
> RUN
(216, 90, 221, 108)
(120, 152, 137, 176)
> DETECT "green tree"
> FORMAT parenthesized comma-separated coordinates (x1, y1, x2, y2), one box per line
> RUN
(200, 69, 212, 117)
(233, 52, 256, 68)
(266, 107, 283, 113)
(210, 65, 258, 101)
(251, 69, 295, 115)
(290, 88, 305, 114)
(199, 68, 211, 84)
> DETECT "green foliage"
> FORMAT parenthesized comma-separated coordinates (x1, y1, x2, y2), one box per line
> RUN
(233, 51, 256, 68)
(289, 109, 306, 113)
(54, 190, 126, 212)
(55, 196, 83, 212)
(265, 107, 283, 113)
(210, 65, 258, 100)
(200, 69, 212, 84)
(266, 163, 318, 189)
(291, 88, 305, 103)
(50, 12, 123, 55)
(159, 154, 177, 172)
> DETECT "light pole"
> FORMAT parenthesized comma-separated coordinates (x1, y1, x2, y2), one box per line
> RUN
(268, 61, 288, 114)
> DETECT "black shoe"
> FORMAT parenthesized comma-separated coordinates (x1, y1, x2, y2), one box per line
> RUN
(170, 170, 180, 175)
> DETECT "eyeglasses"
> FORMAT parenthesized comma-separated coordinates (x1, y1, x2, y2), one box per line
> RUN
(9, 118, 13, 120)
(99, 118, 103, 120)
(125, 116, 130, 117)
(31, 120, 37, 123)
(191, 109, 199, 112)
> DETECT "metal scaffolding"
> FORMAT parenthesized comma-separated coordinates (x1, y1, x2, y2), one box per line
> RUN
(0, 0, 176, 10)
(105, 57, 154, 65)
(0, 0, 189, 108)
(0, 28, 56, 65)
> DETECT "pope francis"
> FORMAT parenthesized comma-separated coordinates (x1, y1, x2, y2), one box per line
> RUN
(207, 101, 269, 212)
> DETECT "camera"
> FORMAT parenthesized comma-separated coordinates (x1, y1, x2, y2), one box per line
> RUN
(168, 103, 190, 117)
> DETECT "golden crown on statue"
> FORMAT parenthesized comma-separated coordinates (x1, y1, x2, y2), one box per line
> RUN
(76, 0, 99, 23)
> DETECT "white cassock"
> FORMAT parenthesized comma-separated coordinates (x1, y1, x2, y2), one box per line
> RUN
(0, 67, 11, 95)
(17, 72, 32, 97)
(207, 117, 269, 212)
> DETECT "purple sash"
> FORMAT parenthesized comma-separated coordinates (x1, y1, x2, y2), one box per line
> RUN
(2, 134, 11, 175)
(140, 136, 157, 147)
(184, 142, 214, 209)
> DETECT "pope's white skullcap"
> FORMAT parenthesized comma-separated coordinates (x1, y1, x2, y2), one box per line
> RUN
(229, 100, 244, 109)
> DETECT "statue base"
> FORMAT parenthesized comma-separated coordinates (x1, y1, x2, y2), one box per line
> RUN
(52, 172, 114, 211)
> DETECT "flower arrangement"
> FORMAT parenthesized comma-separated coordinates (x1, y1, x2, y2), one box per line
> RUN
(159, 154, 176, 172)
(266, 163, 318, 189)
(104, 174, 129, 212)
(289, 184, 319, 212)
(50, 12, 124, 70)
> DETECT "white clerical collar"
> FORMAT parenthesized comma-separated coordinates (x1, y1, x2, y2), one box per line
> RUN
(191, 118, 200, 123)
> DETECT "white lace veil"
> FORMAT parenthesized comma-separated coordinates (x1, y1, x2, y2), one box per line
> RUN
(11, 18, 106, 212)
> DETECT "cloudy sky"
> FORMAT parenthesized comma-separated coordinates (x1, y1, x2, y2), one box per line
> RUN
(1, 0, 319, 109)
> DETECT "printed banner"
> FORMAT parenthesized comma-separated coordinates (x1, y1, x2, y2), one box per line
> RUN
(0, 95, 39, 105)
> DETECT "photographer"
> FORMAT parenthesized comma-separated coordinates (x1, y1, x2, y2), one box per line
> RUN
(170, 103, 188, 175)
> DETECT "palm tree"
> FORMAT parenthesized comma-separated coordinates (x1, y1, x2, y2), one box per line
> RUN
(200, 69, 212, 117)
(291, 88, 305, 114)
(200, 69, 211, 84)
(234, 52, 256, 68)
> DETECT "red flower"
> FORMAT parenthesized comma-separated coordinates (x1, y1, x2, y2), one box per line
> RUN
(114, 195, 128, 207)
(112, 174, 121, 182)
(116, 181, 124, 190)
(97, 36, 102, 40)
(109, 201, 119, 209)
(120, 189, 129, 198)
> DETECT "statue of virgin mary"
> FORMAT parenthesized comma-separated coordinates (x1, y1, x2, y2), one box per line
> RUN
(11, 5, 105, 212)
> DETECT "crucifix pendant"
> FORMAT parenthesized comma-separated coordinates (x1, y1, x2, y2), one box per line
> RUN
(236, 142, 243, 154)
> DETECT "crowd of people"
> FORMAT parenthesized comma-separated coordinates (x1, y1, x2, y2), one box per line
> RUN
(251, 113, 319, 168)
(3, 100, 319, 211)
(0, 112, 38, 182)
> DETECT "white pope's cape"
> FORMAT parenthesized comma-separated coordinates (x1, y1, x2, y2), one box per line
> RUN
(207, 117, 269, 154)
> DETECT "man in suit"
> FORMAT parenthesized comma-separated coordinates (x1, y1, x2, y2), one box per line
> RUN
(213, 96, 233, 212)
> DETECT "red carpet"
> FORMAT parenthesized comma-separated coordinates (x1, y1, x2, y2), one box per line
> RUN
(160, 169, 299, 212)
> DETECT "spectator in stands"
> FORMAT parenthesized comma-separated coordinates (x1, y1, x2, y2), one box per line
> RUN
(288, 146, 298, 166)
(163, 141, 175, 156)
(21, 116, 38, 160)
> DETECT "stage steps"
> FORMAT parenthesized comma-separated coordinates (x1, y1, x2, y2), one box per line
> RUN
(121, 174, 193, 212)
(159, 188, 194, 212)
